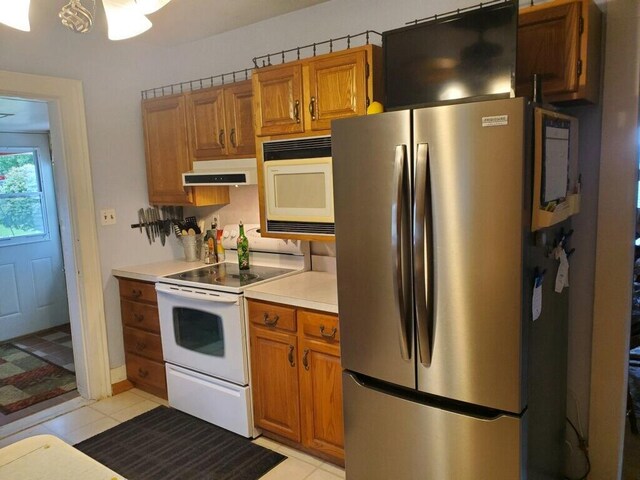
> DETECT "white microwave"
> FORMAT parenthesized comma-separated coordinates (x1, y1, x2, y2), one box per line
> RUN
(262, 136, 334, 236)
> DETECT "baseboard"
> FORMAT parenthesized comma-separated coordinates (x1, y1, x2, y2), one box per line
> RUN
(111, 379, 134, 395)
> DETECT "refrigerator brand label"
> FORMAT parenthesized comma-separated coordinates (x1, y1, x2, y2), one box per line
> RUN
(481, 115, 509, 127)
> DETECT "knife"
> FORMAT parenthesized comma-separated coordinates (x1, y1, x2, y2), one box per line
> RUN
(141, 208, 151, 244)
(147, 208, 155, 243)
(137, 208, 144, 233)
(157, 207, 165, 246)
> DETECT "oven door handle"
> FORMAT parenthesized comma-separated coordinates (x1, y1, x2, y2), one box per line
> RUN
(155, 282, 239, 304)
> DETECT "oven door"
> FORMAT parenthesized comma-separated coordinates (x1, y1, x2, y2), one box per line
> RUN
(155, 282, 247, 385)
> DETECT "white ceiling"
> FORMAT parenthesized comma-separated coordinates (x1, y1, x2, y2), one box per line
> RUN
(0, 0, 331, 132)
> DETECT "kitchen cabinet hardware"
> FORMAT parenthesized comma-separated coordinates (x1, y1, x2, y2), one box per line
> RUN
(294, 100, 300, 123)
(288, 345, 295, 367)
(134, 313, 144, 322)
(138, 368, 149, 378)
(136, 341, 147, 351)
(230, 128, 236, 147)
(131, 289, 142, 298)
(302, 348, 310, 370)
(263, 312, 280, 326)
(309, 96, 316, 120)
(218, 129, 225, 148)
(319, 325, 337, 339)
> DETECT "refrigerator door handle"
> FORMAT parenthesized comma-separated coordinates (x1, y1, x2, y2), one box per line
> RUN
(392, 144, 411, 361)
(414, 143, 434, 367)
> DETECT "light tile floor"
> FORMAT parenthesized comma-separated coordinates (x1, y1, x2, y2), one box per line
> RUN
(0, 388, 345, 480)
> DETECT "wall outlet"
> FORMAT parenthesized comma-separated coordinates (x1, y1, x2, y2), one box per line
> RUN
(100, 208, 116, 226)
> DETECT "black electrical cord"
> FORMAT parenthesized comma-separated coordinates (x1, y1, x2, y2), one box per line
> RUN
(564, 417, 591, 480)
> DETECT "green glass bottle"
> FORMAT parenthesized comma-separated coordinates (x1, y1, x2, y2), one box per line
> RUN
(237, 221, 250, 270)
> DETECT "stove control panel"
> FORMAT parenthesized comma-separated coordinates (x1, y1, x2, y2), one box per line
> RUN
(221, 224, 307, 255)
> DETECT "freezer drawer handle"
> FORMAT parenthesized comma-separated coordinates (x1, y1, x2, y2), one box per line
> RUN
(263, 313, 279, 326)
(319, 325, 337, 339)
(413, 143, 434, 367)
(393, 144, 411, 361)
(288, 345, 295, 367)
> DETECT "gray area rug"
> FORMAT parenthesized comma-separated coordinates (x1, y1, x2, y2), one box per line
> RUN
(75, 406, 285, 480)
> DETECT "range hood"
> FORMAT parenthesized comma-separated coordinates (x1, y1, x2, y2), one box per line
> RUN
(183, 158, 257, 186)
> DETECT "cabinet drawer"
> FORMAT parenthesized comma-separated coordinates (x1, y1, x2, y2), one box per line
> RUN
(248, 300, 296, 332)
(126, 353, 167, 396)
(118, 278, 157, 304)
(123, 327, 163, 361)
(299, 310, 340, 344)
(121, 299, 160, 333)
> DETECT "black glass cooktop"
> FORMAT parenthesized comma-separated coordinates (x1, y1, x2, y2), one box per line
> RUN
(165, 262, 296, 289)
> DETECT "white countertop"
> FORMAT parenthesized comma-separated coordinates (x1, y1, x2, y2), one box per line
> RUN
(244, 271, 338, 314)
(112, 259, 205, 283)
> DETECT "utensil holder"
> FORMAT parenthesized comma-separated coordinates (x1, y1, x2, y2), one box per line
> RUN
(182, 234, 202, 262)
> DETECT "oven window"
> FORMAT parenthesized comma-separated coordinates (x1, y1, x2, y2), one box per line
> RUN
(172, 307, 224, 356)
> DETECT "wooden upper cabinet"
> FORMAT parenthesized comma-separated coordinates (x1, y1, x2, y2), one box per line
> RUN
(224, 81, 256, 156)
(187, 80, 256, 159)
(142, 95, 193, 205)
(187, 87, 227, 159)
(516, 0, 602, 104)
(307, 50, 367, 131)
(253, 64, 305, 136)
(142, 95, 230, 206)
(253, 44, 381, 137)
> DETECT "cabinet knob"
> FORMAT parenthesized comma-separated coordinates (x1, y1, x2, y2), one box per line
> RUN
(136, 341, 146, 351)
(134, 313, 144, 322)
(263, 312, 279, 327)
(138, 368, 149, 378)
(131, 289, 142, 298)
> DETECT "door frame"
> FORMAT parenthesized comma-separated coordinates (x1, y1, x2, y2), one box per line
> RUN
(0, 70, 111, 400)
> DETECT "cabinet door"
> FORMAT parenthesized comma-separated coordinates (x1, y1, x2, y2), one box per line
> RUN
(307, 50, 368, 131)
(224, 81, 256, 156)
(253, 64, 304, 136)
(516, 1, 582, 98)
(187, 87, 228, 159)
(142, 95, 193, 205)
(249, 326, 301, 441)
(299, 338, 344, 460)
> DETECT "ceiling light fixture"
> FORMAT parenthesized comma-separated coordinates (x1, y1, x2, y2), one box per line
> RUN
(0, 0, 171, 40)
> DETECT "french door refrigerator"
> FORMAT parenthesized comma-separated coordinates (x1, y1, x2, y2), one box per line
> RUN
(332, 97, 569, 479)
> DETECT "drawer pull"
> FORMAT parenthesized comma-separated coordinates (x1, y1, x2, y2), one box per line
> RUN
(263, 312, 279, 327)
(138, 368, 149, 378)
(230, 128, 237, 148)
(320, 325, 337, 339)
(135, 341, 146, 351)
(219, 129, 225, 148)
(309, 96, 316, 120)
(134, 313, 145, 322)
(131, 289, 142, 298)
(302, 348, 310, 370)
(288, 345, 295, 367)
(293, 100, 300, 123)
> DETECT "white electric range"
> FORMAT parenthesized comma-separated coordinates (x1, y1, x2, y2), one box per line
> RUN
(155, 224, 308, 437)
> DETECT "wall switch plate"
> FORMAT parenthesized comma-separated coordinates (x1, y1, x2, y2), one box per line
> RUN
(100, 208, 116, 226)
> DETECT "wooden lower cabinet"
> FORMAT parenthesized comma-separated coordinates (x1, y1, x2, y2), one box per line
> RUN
(117, 277, 167, 399)
(248, 299, 343, 464)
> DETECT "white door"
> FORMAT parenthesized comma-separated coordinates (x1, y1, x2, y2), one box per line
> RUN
(0, 132, 69, 341)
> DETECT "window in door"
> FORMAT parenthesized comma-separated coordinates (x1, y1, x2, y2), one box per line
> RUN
(0, 149, 48, 244)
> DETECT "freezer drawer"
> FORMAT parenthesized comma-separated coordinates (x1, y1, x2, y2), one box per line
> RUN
(343, 372, 525, 480)
(166, 363, 255, 438)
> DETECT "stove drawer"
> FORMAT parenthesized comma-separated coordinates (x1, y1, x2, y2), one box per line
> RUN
(121, 300, 161, 333)
(248, 299, 296, 332)
(124, 327, 163, 361)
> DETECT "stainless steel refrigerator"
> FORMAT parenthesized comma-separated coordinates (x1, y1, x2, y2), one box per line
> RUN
(332, 97, 570, 479)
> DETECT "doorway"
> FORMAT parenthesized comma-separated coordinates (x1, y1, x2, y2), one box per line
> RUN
(0, 69, 111, 422)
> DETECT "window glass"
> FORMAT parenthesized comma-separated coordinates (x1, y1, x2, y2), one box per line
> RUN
(0, 151, 47, 241)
